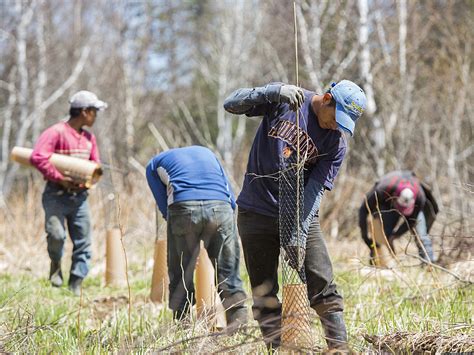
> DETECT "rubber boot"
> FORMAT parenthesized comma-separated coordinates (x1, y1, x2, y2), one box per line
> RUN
(259, 319, 281, 351)
(320, 311, 349, 351)
(68, 274, 83, 296)
(49, 260, 63, 287)
(226, 306, 248, 335)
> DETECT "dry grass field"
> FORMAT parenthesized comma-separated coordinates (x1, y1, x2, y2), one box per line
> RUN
(1, 173, 472, 353)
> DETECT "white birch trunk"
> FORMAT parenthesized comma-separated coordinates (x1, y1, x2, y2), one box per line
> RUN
(3, 1, 34, 196)
(33, 1, 47, 142)
(216, 52, 231, 171)
(358, 0, 382, 175)
(0, 76, 17, 201)
(448, 43, 470, 212)
(121, 39, 135, 159)
(398, 0, 407, 80)
(297, 3, 321, 91)
(214, 1, 261, 176)
(16, 0, 33, 141)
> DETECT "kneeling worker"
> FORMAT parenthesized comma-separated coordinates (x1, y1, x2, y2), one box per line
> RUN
(359, 170, 439, 266)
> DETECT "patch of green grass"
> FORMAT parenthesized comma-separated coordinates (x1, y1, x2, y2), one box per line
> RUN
(0, 263, 472, 353)
(337, 266, 473, 352)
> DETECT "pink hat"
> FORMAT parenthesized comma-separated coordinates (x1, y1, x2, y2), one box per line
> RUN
(394, 181, 418, 216)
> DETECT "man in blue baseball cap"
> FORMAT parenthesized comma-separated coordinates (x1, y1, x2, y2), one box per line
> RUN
(224, 80, 366, 351)
(330, 80, 367, 135)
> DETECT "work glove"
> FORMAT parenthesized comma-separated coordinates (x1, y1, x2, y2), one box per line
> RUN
(283, 245, 306, 271)
(279, 85, 305, 111)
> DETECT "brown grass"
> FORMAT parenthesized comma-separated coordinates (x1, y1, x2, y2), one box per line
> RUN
(0, 171, 472, 353)
(364, 330, 474, 354)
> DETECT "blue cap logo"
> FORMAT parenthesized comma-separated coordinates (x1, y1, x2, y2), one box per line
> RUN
(330, 80, 367, 136)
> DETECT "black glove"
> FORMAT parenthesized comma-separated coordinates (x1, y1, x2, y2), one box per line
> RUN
(284, 245, 306, 271)
(279, 85, 305, 111)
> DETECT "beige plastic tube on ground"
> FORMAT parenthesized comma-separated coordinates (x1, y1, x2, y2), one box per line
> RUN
(150, 239, 168, 303)
(195, 243, 226, 329)
(281, 283, 315, 349)
(105, 228, 127, 287)
(11, 146, 102, 187)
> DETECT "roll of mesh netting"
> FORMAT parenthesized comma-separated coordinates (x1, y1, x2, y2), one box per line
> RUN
(279, 151, 316, 350)
(281, 283, 314, 349)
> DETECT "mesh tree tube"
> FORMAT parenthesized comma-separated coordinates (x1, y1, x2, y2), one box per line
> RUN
(279, 152, 315, 349)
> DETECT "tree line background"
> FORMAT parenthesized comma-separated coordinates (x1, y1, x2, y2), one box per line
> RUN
(0, 0, 472, 241)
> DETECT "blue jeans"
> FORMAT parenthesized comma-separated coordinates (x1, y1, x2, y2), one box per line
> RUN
(42, 182, 92, 279)
(376, 210, 434, 262)
(167, 200, 247, 318)
(414, 212, 434, 261)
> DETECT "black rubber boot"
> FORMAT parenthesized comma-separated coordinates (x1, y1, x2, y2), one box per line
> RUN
(225, 306, 248, 335)
(49, 261, 63, 287)
(68, 274, 83, 296)
(320, 311, 349, 351)
(260, 319, 281, 351)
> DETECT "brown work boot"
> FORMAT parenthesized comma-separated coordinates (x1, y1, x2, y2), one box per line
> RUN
(320, 312, 350, 353)
(49, 260, 63, 287)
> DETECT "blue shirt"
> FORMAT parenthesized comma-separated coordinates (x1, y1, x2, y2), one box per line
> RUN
(224, 83, 347, 219)
(146, 146, 236, 220)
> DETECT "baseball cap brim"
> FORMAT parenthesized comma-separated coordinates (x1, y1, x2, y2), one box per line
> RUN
(335, 102, 355, 136)
(92, 100, 108, 111)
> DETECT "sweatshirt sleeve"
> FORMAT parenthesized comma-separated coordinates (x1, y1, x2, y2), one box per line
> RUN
(223, 83, 282, 117)
(146, 159, 169, 220)
(30, 127, 64, 182)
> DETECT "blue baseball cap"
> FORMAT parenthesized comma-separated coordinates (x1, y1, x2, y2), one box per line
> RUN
(330, 80, 367, 136)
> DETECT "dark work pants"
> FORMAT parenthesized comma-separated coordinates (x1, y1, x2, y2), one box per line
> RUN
(237, 207, 343, 346)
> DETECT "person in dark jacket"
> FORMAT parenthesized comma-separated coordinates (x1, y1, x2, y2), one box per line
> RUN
(359, 170, 439, 266)
(146, 146, 248, 331)
(224, 80, 367, 350)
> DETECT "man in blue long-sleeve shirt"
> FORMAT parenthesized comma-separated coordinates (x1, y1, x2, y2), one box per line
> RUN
(146, 146, 247, 330)
(224, 81, 367, 350)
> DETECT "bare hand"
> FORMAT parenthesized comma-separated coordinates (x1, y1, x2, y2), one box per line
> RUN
(58, 175, 86, 190)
